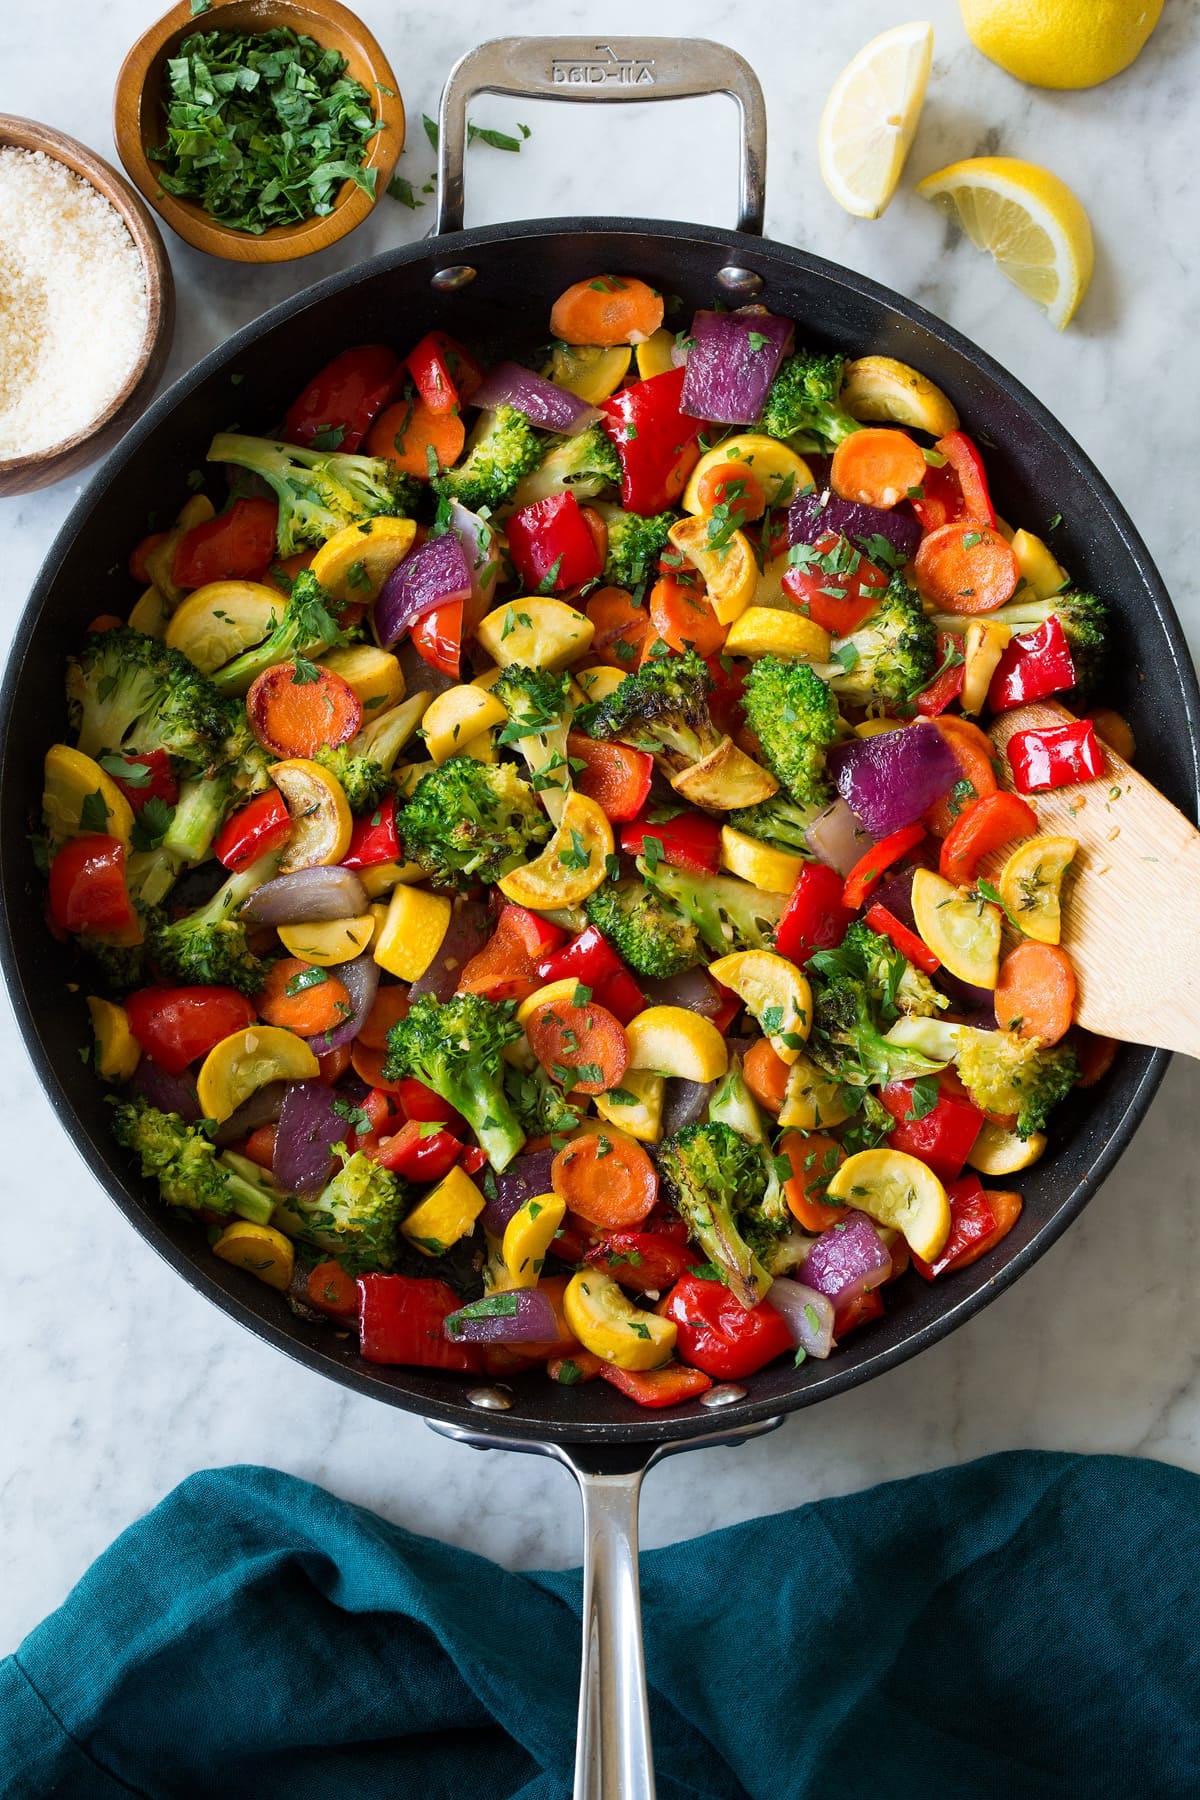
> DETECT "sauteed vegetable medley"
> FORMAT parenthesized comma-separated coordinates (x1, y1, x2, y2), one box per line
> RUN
(40, 275, 1123, 1406)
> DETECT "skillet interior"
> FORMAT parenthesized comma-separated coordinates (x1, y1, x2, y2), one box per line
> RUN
(3, 219, 1196, 1446)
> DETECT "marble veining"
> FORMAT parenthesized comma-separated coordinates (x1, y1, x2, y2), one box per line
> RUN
(3, 0, 1199, 1653)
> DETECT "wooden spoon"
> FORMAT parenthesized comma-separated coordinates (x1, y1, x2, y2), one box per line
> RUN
(986, 700, 1200, 1056)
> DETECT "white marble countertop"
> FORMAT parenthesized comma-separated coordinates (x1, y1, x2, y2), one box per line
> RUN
(3, 0, 1200, 1656)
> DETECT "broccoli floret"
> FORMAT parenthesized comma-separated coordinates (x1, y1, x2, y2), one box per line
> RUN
(433, 406, 543, 512)
(79, 928, 156, 992)
(66, 627, 242, 774)
(207, 433, 417, 555)
(807, 924, 949, 1090)
(638, 857, 784, 955)
(493, 663, 573, 824)
(706, 1057, 807, 1275)
(741, 656, 842, 807)
(273, 1147, 410, 1273)
(586, 647, 722, 774)
(312, 745, 390, 814)
(824, 574, 937, 708)
(584, 878, 700, 979)
(658, 1120, 772, 1308)
(955, 1027, 1079, 1140)
(146, 850, 277, 995)
(112, 1100, 275, 1224)
(511, 422, 622, 507)
(759, 349, 862, 450)
(727, 791, 823, 856)
(210, 570, 341, 697)
(594, 504, 675, 588)
(384, 992, 527, 1171)
(398, 757, 552, 892)
(929, 590, 1107, 691)
(503, 1060, 583, 1141)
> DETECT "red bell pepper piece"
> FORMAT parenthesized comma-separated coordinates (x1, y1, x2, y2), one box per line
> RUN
(371, 1120, 464, 1183)
(600, 1363, 713, 1408)
(781, 531, 891, 636)
(390, 1078, 466, 1133)
(171, 496, 279, 590)
(703, 652, 747, 737)
(707, 979, 743, 1037)
(459, 1145, 488, 1175)
(833, 1287, 885, 1337)
(619, 809, 721, 874)
(911, 1175, 1021, 1279)
(410, 602, 463, 679)
(102, 749, 179, 814)
(1006, 719, 1105, 793)
(506, 492, 603, 594)
(405, 331, 483, 417)
(458, 904, 567, 1003)
(126, 986, 256, 1075)
(912, 631, 966, 717)
(594, 966, 648, 1027)
(305, 1260, 358, 1319)
(601, 367, 705, 516)
(213, 791, 292, 872)
(129, 531, 168, 586)
(909, 462, 967, 532)
(567, 733, 654, 823)
(935, 432, 996, 528)
(881, 1078, 984, 1184)
(534, 923, 647, 1025)
(775, 863, 856, 965)
(357, 1274, 483, 1370)
(864, 901, 940, 974)
(585, 1229, 700, 1296)
(341, 794, 401, 870)
(49, 835, 136, 936)
(842, 823, 926, 911)
(937, 790, 1038, 886)
(283, 345, 402, 452)
(658, 1274, 794, 1380)
(987, 617, 1077, 712)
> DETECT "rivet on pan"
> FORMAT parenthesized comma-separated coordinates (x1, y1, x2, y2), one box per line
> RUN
(466, 1384, 513, 1411)
(432, 265, 478, 292)
(700, 1383, 748, 1408)
(715, 265, 763, 299)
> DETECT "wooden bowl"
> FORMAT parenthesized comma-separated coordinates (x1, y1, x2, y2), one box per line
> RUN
(0, 118, 175, 498)
(114, 0, 405, 263)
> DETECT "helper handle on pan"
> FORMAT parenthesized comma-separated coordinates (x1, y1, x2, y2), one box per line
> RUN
(429, 1413, 784, 1800)
(436, 37, 767, 237)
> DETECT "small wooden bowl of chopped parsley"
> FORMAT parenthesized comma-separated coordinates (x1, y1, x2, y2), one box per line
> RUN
(114, 0, 404, 262)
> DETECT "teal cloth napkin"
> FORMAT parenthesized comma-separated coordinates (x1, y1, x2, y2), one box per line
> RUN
(3, 1449, 1198, 1798)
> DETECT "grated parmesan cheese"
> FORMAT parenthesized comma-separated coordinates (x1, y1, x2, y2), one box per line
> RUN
(0, 147, 148, 460)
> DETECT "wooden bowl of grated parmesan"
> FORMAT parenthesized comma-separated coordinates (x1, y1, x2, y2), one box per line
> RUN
(0, 117, 173, 497)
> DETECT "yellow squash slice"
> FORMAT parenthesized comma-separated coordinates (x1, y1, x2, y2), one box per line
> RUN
(593, 1068, 665, 1143)
(515, 978, 583, 1029)
(402, 1166, 486, 1257)
(682, 434, 814, 515)
(165, 581, 281, 675)
(86, 996, 141, 1081)
(967, 1121, 1046, 1176)
(372, 884, 452, 981)
(722, 607, 832, 663)
(997, 835, 1077, 945)
(319, 645, 404, 714)
(826, 1147, 951, 1262)
(212, 1221, 295, 1292)
(550, 342, 631, 404)
(43, 745, 135, 847)
(497, 792, 613, 910)
(625, 1006, 728, 1083)
(777, 1052, 853, 1130)
(671, 738, 778, 810)
(477, 597, 595, 671)
(310, 516, 417, 605)
(667, 514, 757, 626)
(719, 825, 806, 897)
(564, 1269, 676, 1370)
(421, 683, 509, 763)
(277, 914, 376, 966)
(499, 1192, 567, 1289)
(911, 867, 1002, 989)
(839, 355, 959, 437)
(960, 618, 1012, 716)
(635, 329, 677, 380)
(198, 1026, 320, 1123)
(269, 759, 353, 875)
(708, 949, 812, 1065)
(1010, 529, 1068, 600)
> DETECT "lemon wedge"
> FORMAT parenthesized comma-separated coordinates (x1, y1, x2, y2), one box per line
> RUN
(959, 0, 1163, 91)
(818, 21, 934, 219)
(916, 156, 1094, 330)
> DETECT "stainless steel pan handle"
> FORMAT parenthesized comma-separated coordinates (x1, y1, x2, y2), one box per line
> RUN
(429, 1412, 783, 1800)
(435, 37, 766, 237)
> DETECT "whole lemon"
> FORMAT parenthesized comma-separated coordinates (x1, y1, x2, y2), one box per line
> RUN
(959, 0, 1164, 89)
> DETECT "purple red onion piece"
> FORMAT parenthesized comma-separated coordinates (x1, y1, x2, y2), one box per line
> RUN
(470, 362, 600, 434)
(442, 1287, 560, 1345)
(481, 1148, 557, 1238)
(306, 951, 380, 1055)
(829, 722, 960, 839)
(448, 501, 503, 605)
(786, 488, 923, 561)
(272, 1081, 348, 1193)
(408, 898, 491, 1003)
(870, 866, 919, 930)
(640, 965, 727, 1019)
(680, 309, 793, 425)
(374, 530, 473, 650)
(766, 1278, 836, 1358)
(130, 1058, 201, 1121)
(799, 1214, 892, 1306)
(805, 797, 875, 876)
(213, 1080, 289, 1146)
(240, 866, 368, 926)
(660, 1078, 717, 1138)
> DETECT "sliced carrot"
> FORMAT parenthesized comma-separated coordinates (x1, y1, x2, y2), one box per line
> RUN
(830, 428, 927, 509)
(693, 460, 766, 521)
(580, 505, 609, 570)
(647, 573, 727, 658)
(350, 1039, 409, 1094)
(994, 942, 1076, 1045)
(938, 791, 1038, 886)
(268, 549, 316, 594)
(306, 1259, 358, 1318)
(547, 1349, 604, 1384)
(526, 1000, 628, 1096)
(241, 1124, 277, 1170)
(567, 731, 653, 823)
(552, 1128, 658, 1228)
(457, 911, 545, 1003)
(585, 585, 653, 670)
(779, 1130, 850, 1232)
(743, 1037, 790, 1116)
(1087, 707, 1135, 763)
(842, 822, 925, 910)
(357, 984, 411, 1051)
(550, 275, 664, 348)
(367, 397, 465, 480)
(952, 1189, 1023, 1271)
(924, 715, 999, 839)
(914, 521, 1020, 614)
(1074, 1028, 1118, 1088)
(259, 958, 353, 1036)
(247, 662, 362, 760)
(87, 613, 125, 633)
